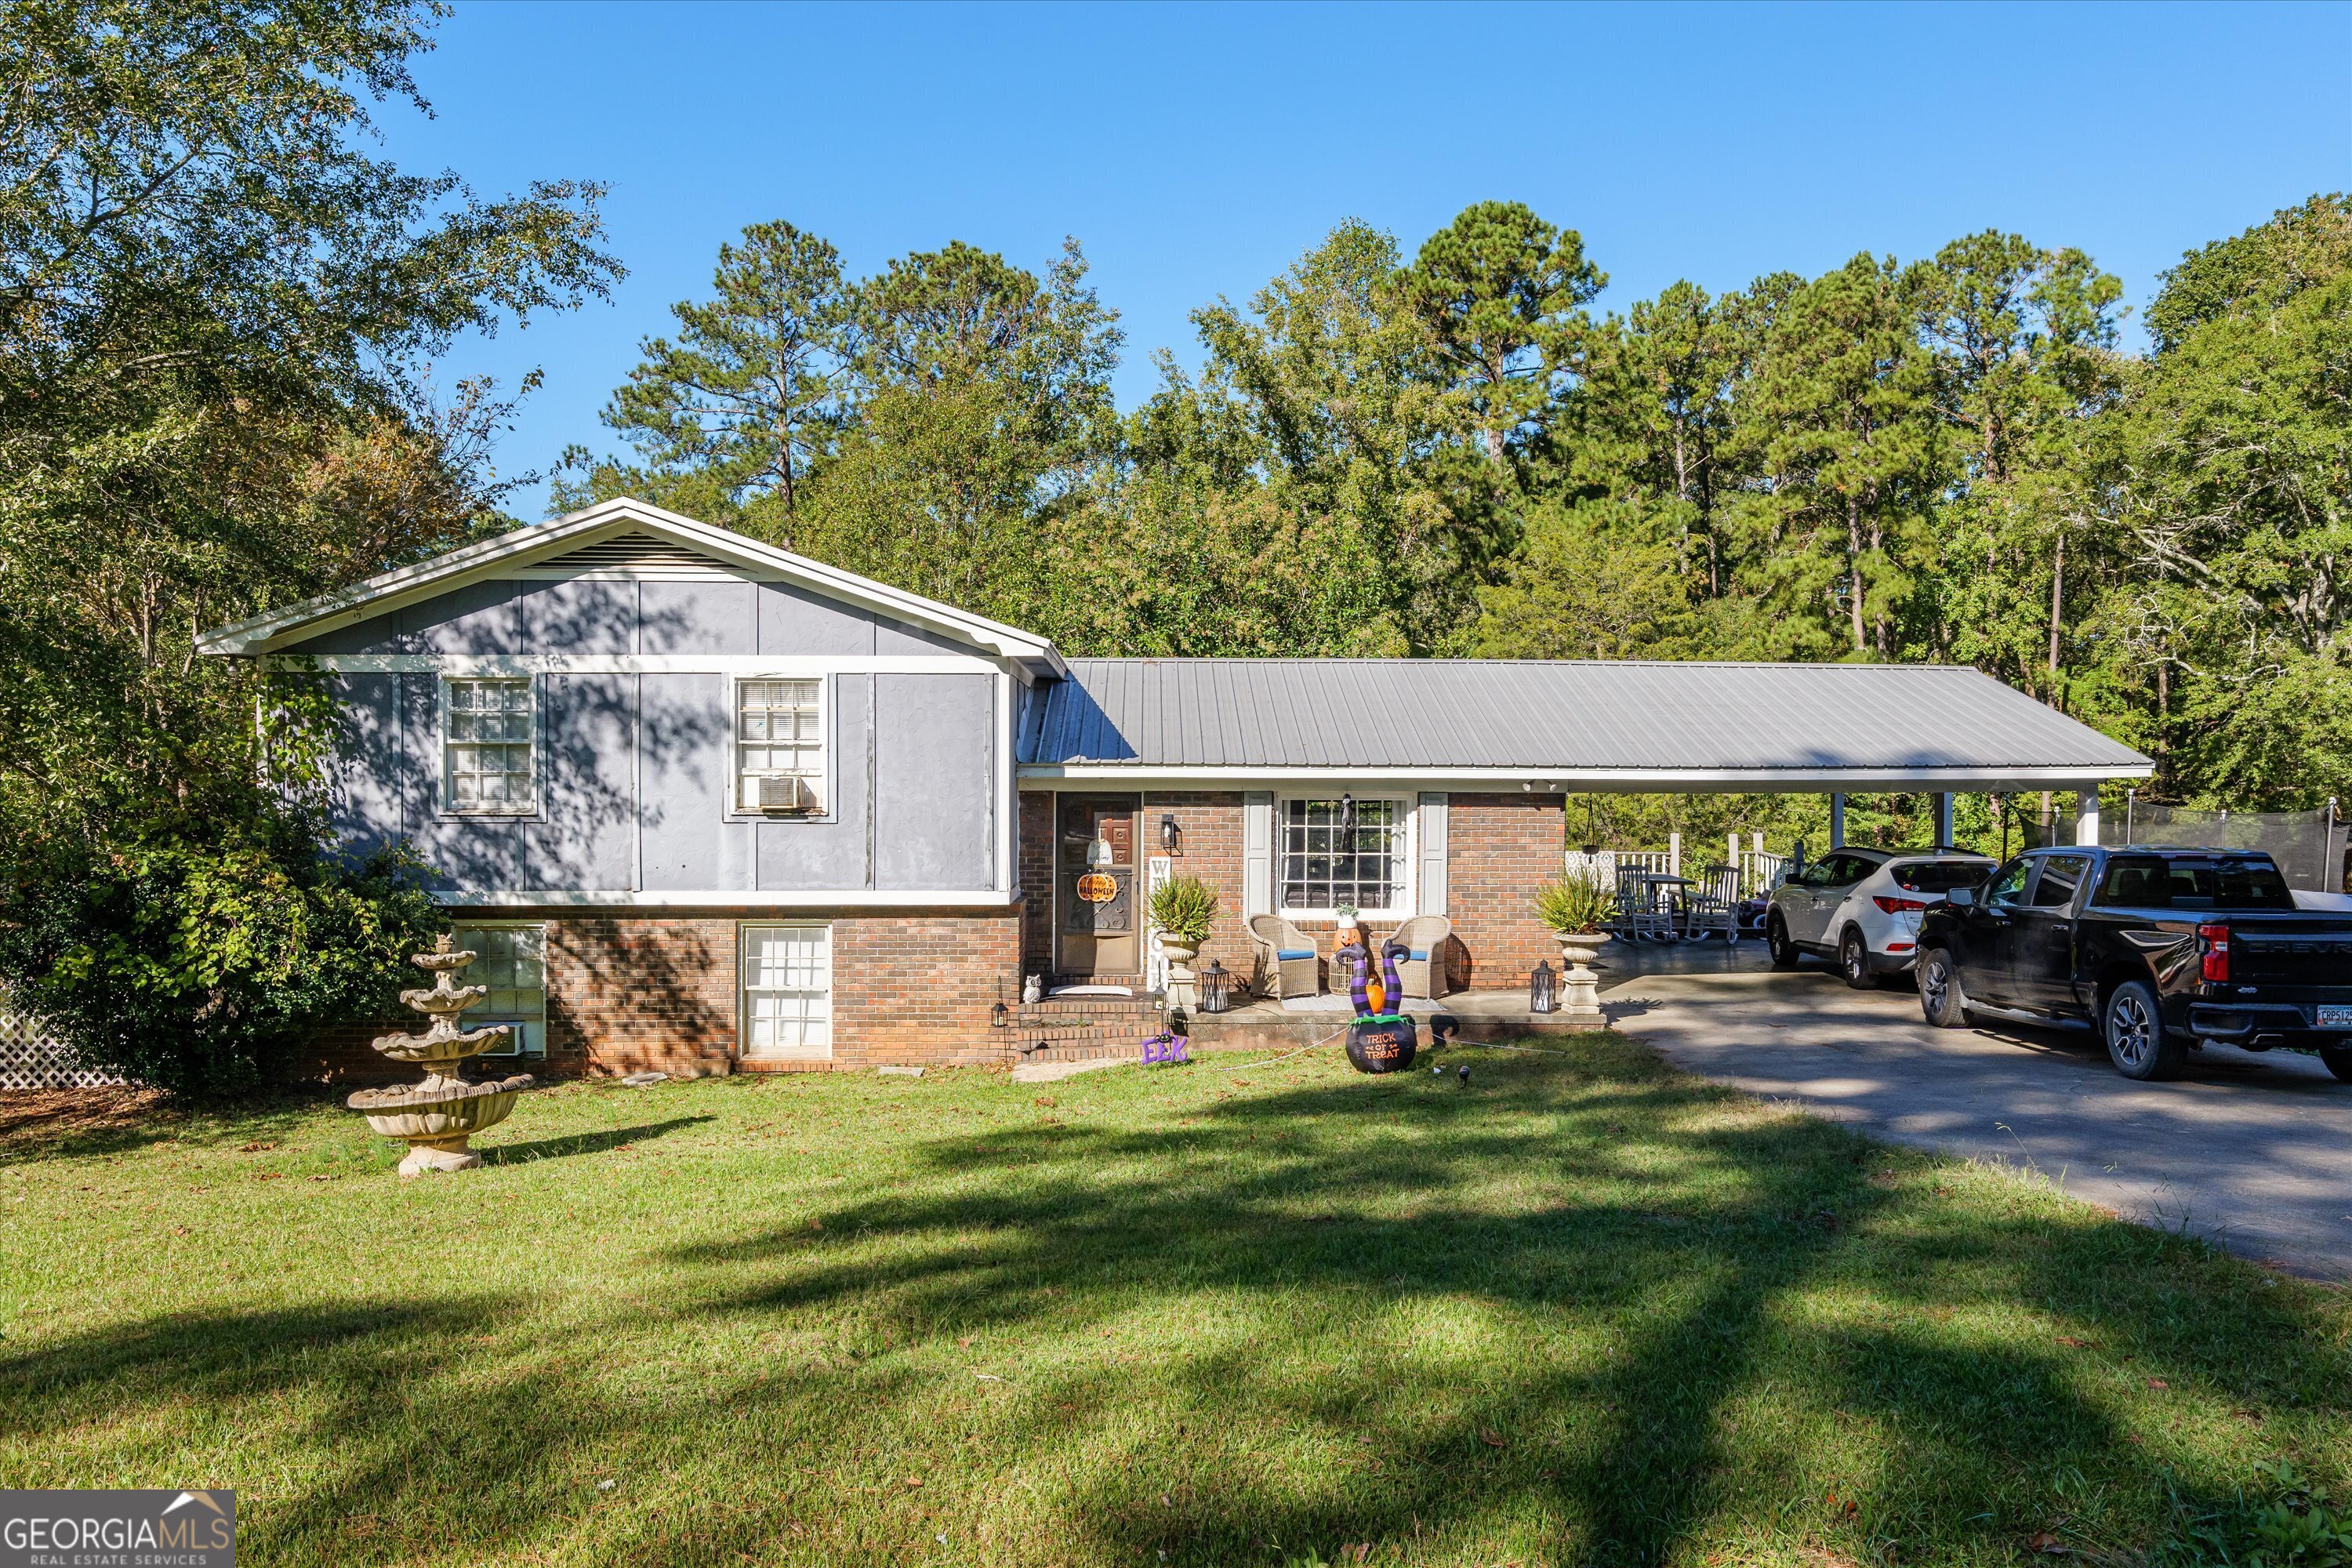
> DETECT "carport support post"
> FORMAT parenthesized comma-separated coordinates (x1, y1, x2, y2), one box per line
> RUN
(1934, 793, 1955, 847)
(1829, 793, 1846, 848)
(2074, 787, 2100, 848)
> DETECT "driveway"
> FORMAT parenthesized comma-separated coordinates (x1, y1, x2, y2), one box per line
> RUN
(1599, 946, 2352, 1279)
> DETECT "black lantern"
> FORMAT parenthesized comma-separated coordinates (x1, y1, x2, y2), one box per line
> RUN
(1529, 960, 1557, 1014)
(1160, 812, 1181, 854)
(1199, 958, 1231, 1014)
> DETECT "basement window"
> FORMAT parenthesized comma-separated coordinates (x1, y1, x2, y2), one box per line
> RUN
(741, 924, 833, 1060)
(452, 924, 546, 1058)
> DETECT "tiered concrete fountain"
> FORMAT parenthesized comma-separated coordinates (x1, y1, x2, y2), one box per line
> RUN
(347, 934, 532, 1176)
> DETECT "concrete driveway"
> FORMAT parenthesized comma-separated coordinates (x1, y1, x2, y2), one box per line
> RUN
(1598, 946, 2352, 1279)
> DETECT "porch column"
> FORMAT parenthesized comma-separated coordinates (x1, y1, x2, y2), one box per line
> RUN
(1934, 793, 1955, 847)
(1829, 793, 1846, 848)
(2075, 787, 2101, 848)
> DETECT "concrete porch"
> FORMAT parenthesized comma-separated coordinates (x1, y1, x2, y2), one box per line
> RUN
(1183, 938, 1772, 1053)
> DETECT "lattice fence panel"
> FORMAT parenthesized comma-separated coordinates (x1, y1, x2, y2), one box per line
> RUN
(0, 1009, 125, 1090)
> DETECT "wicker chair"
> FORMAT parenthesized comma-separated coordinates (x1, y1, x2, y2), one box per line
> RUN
(1247, 913, 1322, 1000)
(1387, 913, 1454, 999)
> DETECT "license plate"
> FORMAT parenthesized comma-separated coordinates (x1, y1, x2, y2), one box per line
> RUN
(2319, 1005, 2352, 1029)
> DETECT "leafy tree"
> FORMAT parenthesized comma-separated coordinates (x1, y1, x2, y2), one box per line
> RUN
(1472, 499, 1697, 659)
(0, 0, 619, 1089)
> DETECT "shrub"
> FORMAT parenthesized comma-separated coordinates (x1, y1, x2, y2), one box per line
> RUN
(1533, 875, 1615, 935)
(0, 824, 444, 1097)
(1149, 875, 1220, 945)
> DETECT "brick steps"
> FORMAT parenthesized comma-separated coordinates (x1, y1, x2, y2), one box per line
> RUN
(1011, 993, 1167, 1059)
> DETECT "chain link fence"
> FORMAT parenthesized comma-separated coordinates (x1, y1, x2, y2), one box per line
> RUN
(2108, 800, 2345, 893)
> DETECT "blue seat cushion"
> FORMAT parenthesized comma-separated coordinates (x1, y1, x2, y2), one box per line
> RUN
(1274, 948, 1316, 961)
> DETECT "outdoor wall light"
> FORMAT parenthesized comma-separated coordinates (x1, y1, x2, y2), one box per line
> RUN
(1160, 812, 1180, 854)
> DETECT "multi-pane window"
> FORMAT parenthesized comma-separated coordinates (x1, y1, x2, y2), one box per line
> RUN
(741, 924, 832, 1058)
(451, 924, 546, 1058)
(1279, 797, 1407, 915)
(736, 678, 826, 813)
(442, 677, 535, 812)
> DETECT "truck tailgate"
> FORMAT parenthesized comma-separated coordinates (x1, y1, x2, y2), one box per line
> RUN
(2229, 920, 2352, 989)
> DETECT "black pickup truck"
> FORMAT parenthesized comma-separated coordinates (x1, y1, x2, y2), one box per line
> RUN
(1915, 845, 2352, 1083)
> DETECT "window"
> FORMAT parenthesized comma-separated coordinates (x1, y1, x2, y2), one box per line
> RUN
(741, 924, 832, 1058)
(442, 677, 535, 813)
(2092, 854, 2296, 911)
(1892, 859, 1993, 893)
(2030, 854, 2092, 909)
(1279, 797, 1409, 916)
(451, 924, 546, 1058)
(1985, 858, 2033, 907)
(735, 678, 826, 814)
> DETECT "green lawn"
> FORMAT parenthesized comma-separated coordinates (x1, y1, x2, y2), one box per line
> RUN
(4, 1036, 2348, 1567)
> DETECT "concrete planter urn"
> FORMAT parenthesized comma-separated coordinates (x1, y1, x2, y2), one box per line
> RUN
(1554, 931, 1612, 1026)
(349, 934, 532, 1176)
(1156, 935, 1201, 1009)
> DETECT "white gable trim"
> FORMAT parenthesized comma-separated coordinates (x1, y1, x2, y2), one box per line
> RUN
(195, 497, 1066, 676)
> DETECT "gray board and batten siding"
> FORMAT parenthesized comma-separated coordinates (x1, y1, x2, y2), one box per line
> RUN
(289, 568, 1001, 900)
(1017, 659, 2152, 786)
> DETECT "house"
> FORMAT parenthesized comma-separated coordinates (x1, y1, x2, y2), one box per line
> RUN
(198, 498, 2152, 1077)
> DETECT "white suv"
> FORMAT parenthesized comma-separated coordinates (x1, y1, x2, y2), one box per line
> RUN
(1766, 848, 1996, 988)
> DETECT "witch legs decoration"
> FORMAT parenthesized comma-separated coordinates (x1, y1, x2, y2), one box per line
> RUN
(1338, 917, 1418, 1073)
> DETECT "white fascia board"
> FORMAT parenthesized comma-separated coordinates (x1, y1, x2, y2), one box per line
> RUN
(198, 497, 1067, 674)
(437, 888, 1018, 909)
(270, 653, 999, 675)
(1015, 764, 2155, 790)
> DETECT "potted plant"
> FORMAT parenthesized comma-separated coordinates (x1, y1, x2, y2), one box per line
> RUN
(1149, 875, 1219, 1007)
(1532, 875, 1615, 1024)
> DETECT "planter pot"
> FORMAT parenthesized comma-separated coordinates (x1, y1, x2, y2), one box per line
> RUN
(1554, 931, 1612, 1025)
(1157, 936, 1202, 1009)
(1345, 1015, 1418, 1074)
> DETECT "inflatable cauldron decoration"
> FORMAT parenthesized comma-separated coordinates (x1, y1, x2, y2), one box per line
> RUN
(1338, 916, 1418, 1073)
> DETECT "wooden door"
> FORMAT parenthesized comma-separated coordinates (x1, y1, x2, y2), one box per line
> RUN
(1054, 795, 1140, 980)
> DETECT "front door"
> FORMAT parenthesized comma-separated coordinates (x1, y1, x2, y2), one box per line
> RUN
(1054, 795, 1140, 982)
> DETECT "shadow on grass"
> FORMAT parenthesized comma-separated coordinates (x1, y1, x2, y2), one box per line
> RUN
(6, 1042, 2345, 1566)
(481, 1114, 714, 1165)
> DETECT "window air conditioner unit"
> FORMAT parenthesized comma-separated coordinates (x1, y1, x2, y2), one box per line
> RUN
(474, 1022, 524, 1058)
(750, 774, 821, 815)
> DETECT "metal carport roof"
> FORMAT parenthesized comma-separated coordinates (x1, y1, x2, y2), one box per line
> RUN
(1016, 659, 2151, 790)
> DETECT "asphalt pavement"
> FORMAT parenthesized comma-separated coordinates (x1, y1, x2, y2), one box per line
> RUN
(1596, 942, 2352, 1279)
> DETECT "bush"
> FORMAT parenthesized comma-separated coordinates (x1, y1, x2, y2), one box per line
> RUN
(1533, 876, 1615, 935)
(0, 825, 443, 1097)
(1148, 875, 1220, 945)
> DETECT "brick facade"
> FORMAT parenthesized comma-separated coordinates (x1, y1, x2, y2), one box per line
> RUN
(302, 906, 1023, 1083)
(1014, 786, 1559, 1000)
(1447, 793, 1567, 989)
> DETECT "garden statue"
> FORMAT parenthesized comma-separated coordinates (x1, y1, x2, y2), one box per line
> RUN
(1336, 911, 1417, 1073)
(347, 934, 533, 1176)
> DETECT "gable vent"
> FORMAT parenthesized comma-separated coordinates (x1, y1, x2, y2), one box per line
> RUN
(520, 532, 739, 578)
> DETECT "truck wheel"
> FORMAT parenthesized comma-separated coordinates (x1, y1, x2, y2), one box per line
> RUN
(1838, 926, 1880, 989)
(1767, 913, 1799, 970)
(1918, 948, 1969, 1028)
(2104, 980, 2186, 1081)
(2321, 1042, 2352, 1083)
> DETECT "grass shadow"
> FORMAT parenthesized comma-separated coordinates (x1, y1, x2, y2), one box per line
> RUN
(480, 1114, 713, 1165)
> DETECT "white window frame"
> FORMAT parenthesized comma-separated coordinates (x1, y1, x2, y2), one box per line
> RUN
(449, 921, 547, 1058)
(438, 674, 539, 817)
(729, 674, 831, 819)
(1275, 794, 1415, 920)
(739, 922, 833, 1061)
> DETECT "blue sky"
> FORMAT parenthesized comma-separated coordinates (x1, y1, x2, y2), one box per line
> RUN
(377, 1, 2352, 517)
